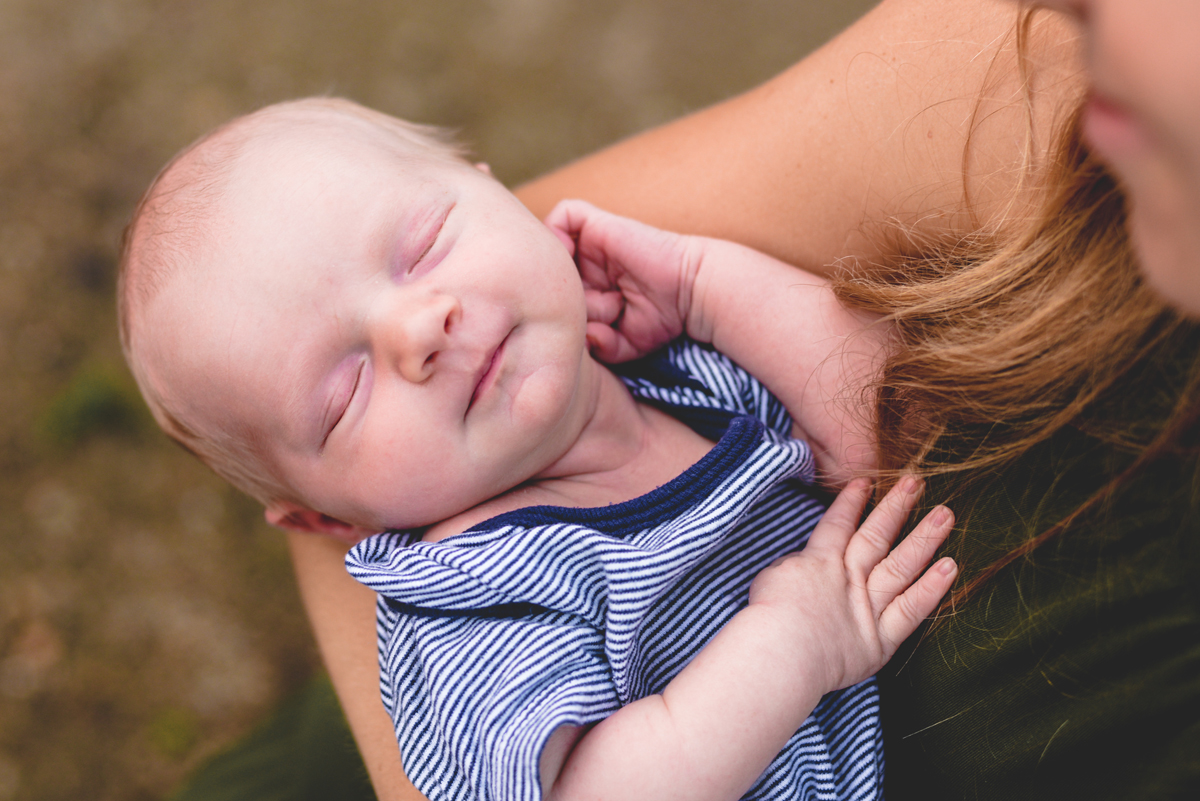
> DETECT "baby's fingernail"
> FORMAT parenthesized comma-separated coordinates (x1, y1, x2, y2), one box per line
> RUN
(930, 505, 950, 525)
(936, 557, 957, 576)
(901, 476, 922, 494)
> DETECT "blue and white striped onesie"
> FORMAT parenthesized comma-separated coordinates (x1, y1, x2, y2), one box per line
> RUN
(345, 340, 883, 801)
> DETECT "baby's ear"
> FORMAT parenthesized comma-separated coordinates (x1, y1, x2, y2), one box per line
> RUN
(264, 502, 376, 545)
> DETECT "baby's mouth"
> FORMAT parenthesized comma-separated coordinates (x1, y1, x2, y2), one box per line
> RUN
(468, 332, 509, 413)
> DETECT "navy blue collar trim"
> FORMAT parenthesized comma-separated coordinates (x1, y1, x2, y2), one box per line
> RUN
(466, 414, 763, 540)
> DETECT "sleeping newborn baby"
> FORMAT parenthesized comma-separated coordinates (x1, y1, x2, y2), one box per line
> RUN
(118, 97, 956, 801)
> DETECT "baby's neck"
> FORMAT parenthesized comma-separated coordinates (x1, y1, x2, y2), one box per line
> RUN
(423, 366, 714, 542)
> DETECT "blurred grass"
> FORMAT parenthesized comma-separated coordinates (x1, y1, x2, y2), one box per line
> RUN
(149, 707, 202, 760)
(36, 363, 149, 449)
(0, 1, 874, 799)
(168, 675, 374, 801)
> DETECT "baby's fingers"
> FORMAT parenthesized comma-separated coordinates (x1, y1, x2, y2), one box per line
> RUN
(584, 287, 625, 326)
(806, 478, 873, 553)
(842, 476, 924, 572)
(544, 198, 597, 241)
(586, 322, 641, 363)
(866, 505, 954, 602)
(874, 505, 956, 650)
(877, 552, 957, 653)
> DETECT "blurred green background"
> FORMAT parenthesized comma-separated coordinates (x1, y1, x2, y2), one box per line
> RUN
(0, 1, 874, 798)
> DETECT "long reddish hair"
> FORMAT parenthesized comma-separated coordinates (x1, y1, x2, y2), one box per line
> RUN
(832, 18, 1200, 609)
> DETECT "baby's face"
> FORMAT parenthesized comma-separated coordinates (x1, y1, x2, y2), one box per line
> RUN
(142, 123, 593, 534)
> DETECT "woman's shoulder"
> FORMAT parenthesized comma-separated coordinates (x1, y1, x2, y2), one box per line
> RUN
(517, 0, 1084, 274)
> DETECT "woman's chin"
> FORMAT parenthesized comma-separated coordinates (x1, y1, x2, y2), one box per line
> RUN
(1129, 208, 1200, 317)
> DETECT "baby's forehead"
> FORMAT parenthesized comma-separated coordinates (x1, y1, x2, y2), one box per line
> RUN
(146, 126, 369, 272)
(212, 104, 445, 179)
(193, 117, 362, 200)
(130, 100, 460, 283)
(206, 126, 444, 245)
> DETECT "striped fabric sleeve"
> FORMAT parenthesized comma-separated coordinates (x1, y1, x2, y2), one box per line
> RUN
(372, 590, 617, 801)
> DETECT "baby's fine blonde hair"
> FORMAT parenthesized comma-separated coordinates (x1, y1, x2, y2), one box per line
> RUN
(117, 97, 466, 505)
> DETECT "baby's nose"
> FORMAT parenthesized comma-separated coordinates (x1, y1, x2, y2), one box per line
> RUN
(385, 292, 460, 383)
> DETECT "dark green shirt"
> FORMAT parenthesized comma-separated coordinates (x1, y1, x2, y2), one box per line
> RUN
(881, 426, 1200, 799)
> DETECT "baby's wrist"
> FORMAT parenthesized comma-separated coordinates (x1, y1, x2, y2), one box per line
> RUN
(655, 602, 834, 773)
(731, 601, 839, 699)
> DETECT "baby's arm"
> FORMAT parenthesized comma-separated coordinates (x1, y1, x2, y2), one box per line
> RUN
(541, 478, 957, 801)
(547, 200, 884, 484)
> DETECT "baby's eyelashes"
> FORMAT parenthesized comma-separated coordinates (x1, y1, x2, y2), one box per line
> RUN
(397, 202, 454, 280)
(407, 238, 436, 275)
(321, 357, 366, 448)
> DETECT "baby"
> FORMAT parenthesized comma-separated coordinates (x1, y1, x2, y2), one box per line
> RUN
(118, 98, 956, 801)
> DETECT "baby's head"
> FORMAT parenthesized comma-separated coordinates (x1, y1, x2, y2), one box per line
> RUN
(120, 98, 593, 541)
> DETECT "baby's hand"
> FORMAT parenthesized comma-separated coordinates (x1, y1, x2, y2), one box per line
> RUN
(749, 477, 957, 693)
(545, 199, 703, 362)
